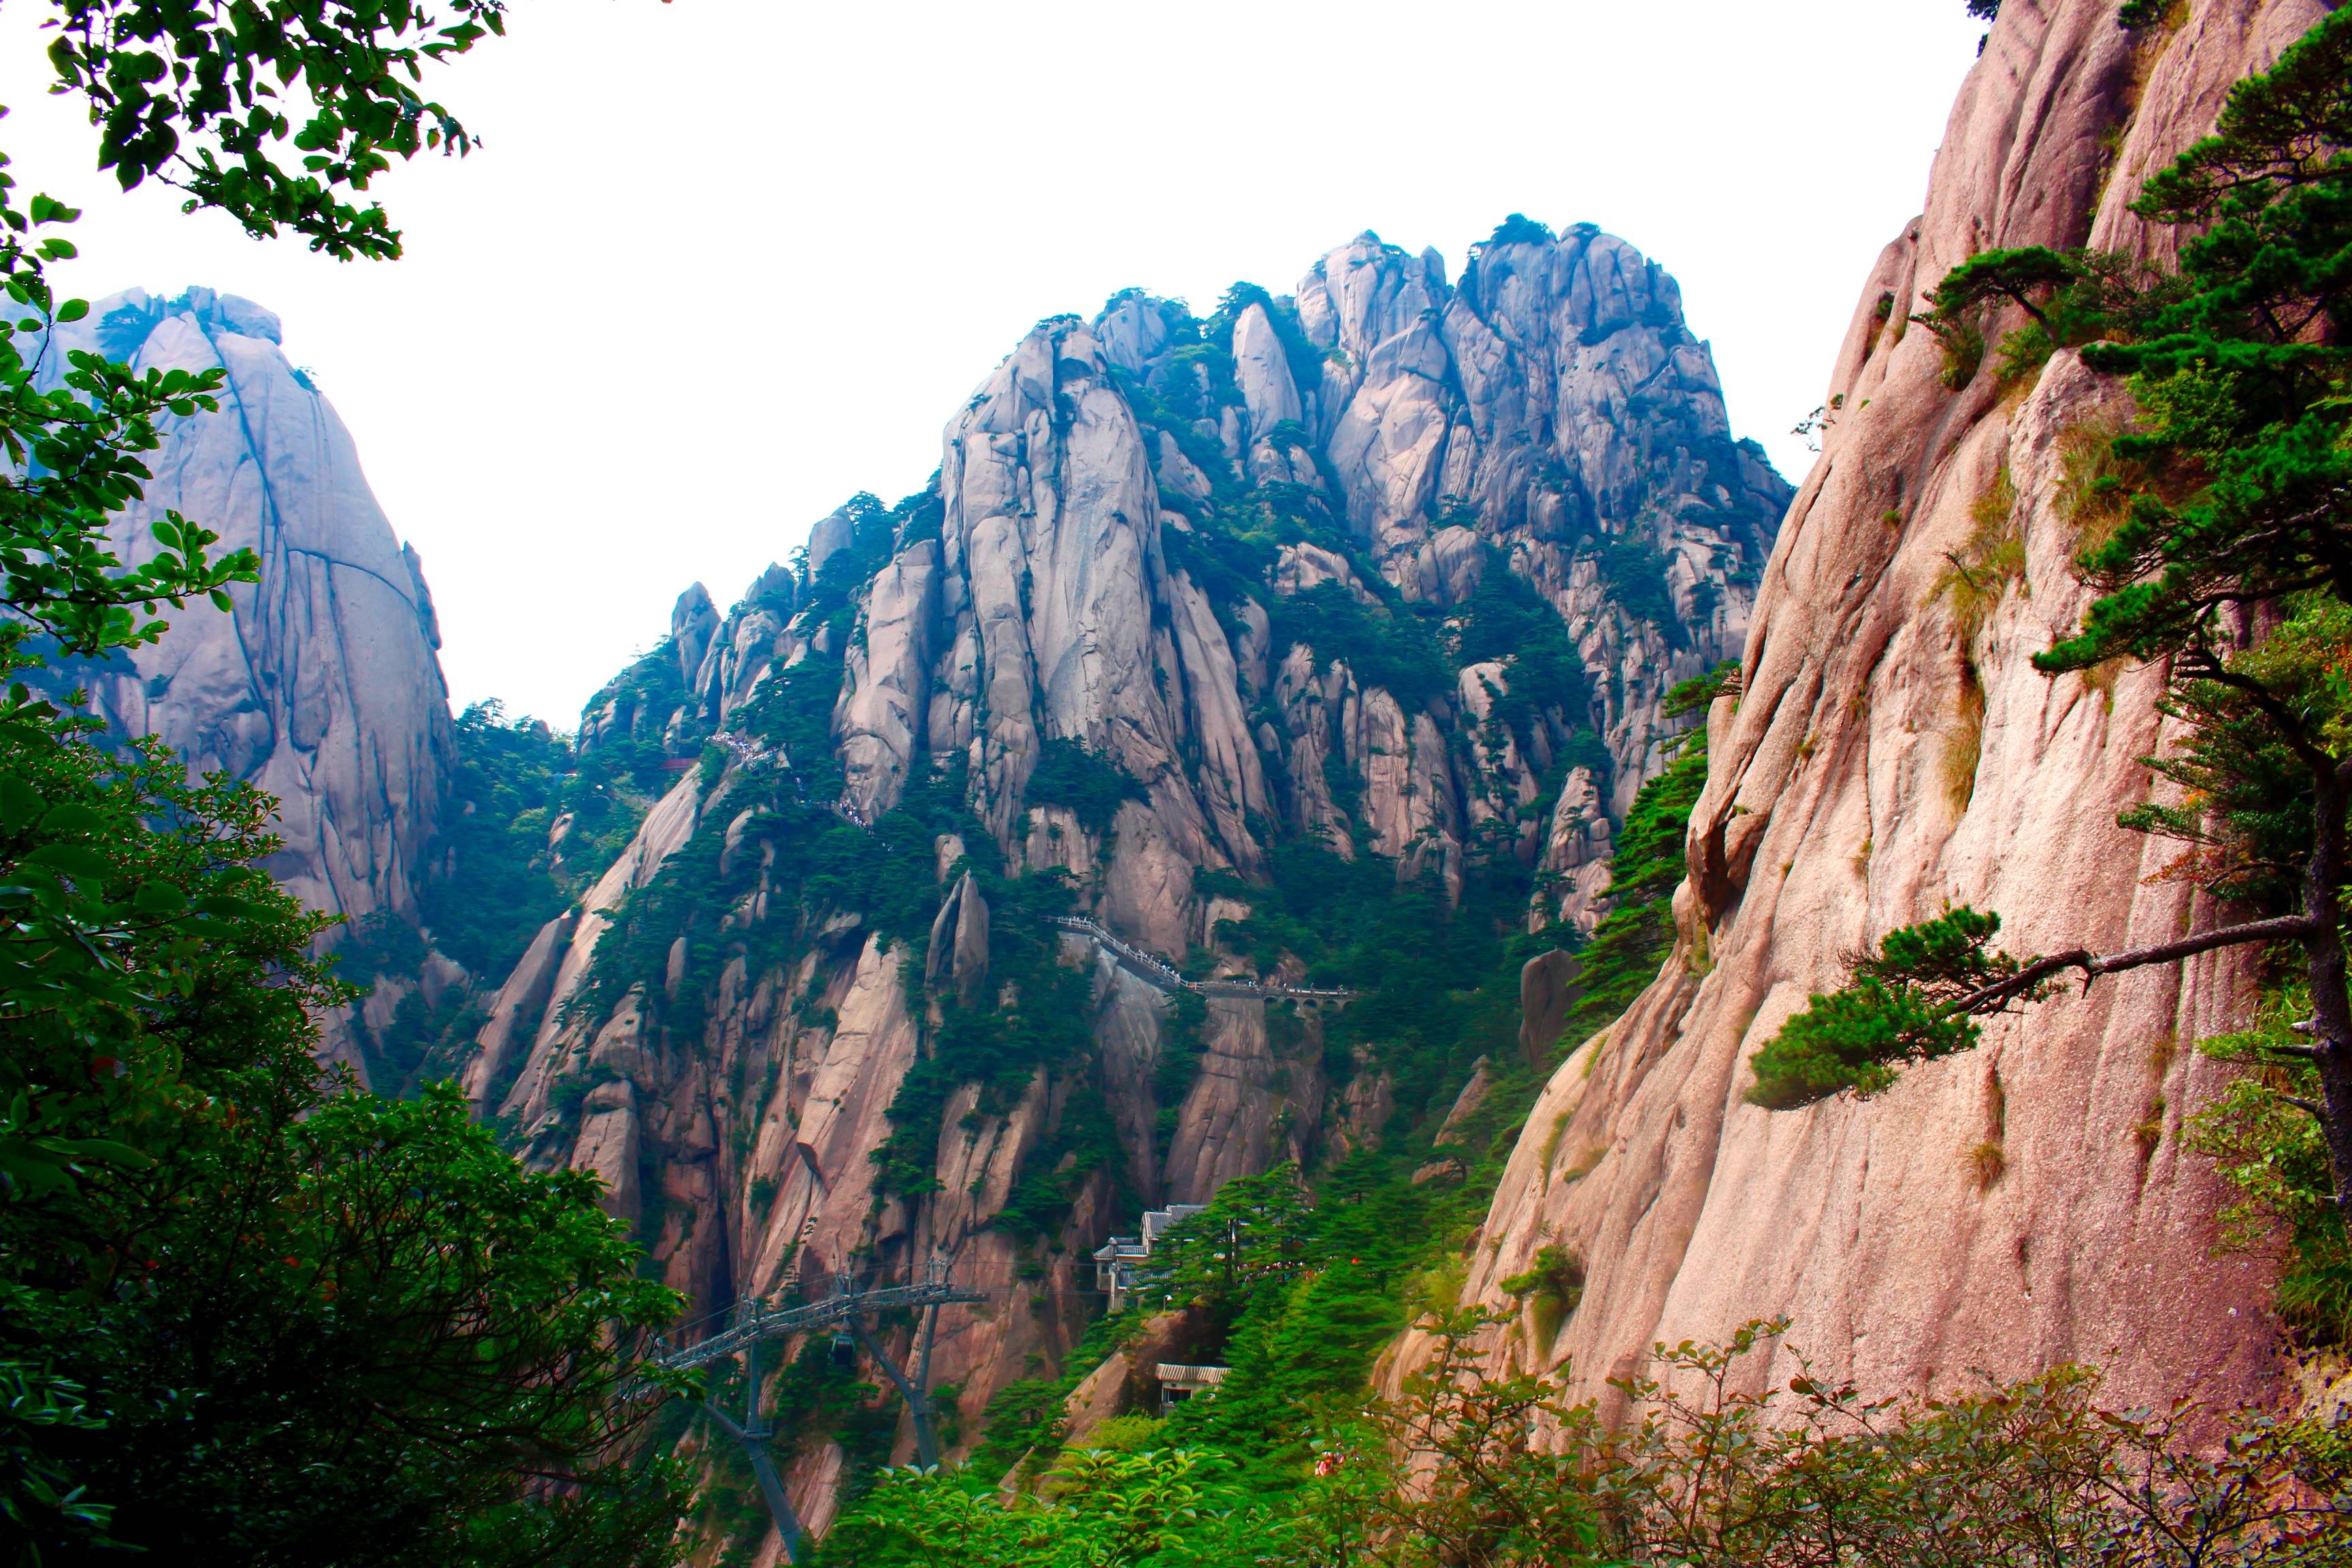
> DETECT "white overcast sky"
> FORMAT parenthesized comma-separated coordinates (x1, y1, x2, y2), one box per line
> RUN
(0, 1, 1987, 725)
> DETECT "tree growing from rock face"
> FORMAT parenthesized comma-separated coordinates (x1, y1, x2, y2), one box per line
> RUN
(1925, 245, 2074, 333)
(1750, 12, 2352, 1217)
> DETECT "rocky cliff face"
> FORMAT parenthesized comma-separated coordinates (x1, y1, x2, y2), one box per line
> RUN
(1435, 0, 2330, 1426)
(36, 288, 457, 1082)
(468, 223, 1787, 1551)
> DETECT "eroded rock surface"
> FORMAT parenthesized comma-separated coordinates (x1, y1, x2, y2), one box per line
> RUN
(44, 289, 454, 932)
(1428, 0, 2323, 1425)
(466, 219, 1788, 1556)
(33, 289, 457, 1083)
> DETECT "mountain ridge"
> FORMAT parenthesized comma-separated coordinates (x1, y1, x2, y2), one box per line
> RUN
(453, 218, 1788, 1546)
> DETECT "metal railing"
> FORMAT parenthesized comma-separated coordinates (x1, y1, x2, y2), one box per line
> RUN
(648, 1275, 984, 1377)
(1047, 915, 1355, 1002)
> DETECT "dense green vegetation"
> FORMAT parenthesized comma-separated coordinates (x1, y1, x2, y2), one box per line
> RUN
(2188, 985, 2352, 1342)
(422, 702, 578, 975)
(798, 11, 2352, 1558)
(1541, 666, 1724, 1050)
(826, 1293, 2352, 1568)
(0, 8, 690, 1563)
(577, 640, 698, 795)
(336, 701, 648, 1096)
(1026, 738, 1148, 837)
(869, 858, 1102, 1205)
(1454, 554, 1593, 751)
(1597, 533, 1682, 644)
(1269, 581, 1452, 708)
(427, 703, 646, 970)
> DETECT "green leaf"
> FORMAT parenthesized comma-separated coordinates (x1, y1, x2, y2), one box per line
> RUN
(56, 1136, 154, 1169)
(131, 882, 188, 917)
(191, 894, 261, 920)
(25, 843, 114, 881)
(0, 772, 41, 831)
(38, 802, 106, 837)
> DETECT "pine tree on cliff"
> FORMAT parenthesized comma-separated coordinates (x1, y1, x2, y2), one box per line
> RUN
(1748, 10, 2352, 1218)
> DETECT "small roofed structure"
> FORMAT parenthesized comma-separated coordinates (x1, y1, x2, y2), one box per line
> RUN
(1091, 1202, 1205, 1309)
(1155, 1363, 1228, 1415)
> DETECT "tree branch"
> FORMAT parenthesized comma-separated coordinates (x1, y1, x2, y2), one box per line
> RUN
(1998, 285, 2053, 334)
(2177, 652, 2334, 774)
(1951, 913, 2320, 1015)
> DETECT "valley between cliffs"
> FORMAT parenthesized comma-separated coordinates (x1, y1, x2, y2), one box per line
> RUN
(67, 5, 2351, 1558)
(453, 222, 1788, 1550)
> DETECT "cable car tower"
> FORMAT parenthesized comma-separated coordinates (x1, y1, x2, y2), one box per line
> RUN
(647, 1255, 983, 1563)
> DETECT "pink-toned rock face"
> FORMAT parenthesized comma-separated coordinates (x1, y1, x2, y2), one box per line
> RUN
(33, 289, 459, 1087)
(470, 133, 1797, 1565)
(1426, 0, 2330, 1422)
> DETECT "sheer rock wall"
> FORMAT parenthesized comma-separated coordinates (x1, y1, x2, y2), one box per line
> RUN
(35, 288, 455, 1082)
(1429, 0, 2330, 1424)
(44, 289, 453, 927)
(469, 224, 1787, 1550)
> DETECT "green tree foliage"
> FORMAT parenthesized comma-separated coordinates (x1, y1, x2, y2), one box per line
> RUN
(0, 676, 688, 1562)
(1267, 581, 1452, 710)
(1207, 839, 1546, 1121)
(577, 638, 696, 793)
(1130, 1165, 1311, 1313)
(1747, 907, 2052, 1107)
(1927, 244, 2074, 333)
(0, 5, 688, 1560)
(1453, 549, 1590, 751)
(2186, 985, 2351, 1343)
(416, 700, 641, 981)
(1752, 7, 2352, 1221)
(1203, 282, 1326, 414)
(1550, 664, 1725, 1047)
(1598, 532, 1682, 642)
(0, 215, 255, 659)
(1484, 212, 1557, 248)
(740, 488, 934, 799)
(1027, 737, 1147, 837)
(1159, 1158, 1466, 1469)
(44, 0, 508, 259)
(819, 1311, 2352, 1568)
(819, 1446, 1267, 1567)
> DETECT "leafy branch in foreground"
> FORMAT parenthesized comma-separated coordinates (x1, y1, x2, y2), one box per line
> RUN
(45, 0, 509, 259)
(0, 647, 693, 1562)
(2187, 985, 2352, 1341)
(0, 0, 692, 1559)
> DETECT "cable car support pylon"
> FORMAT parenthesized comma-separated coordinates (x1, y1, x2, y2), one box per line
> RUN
(646, 1256, 983, 1564)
